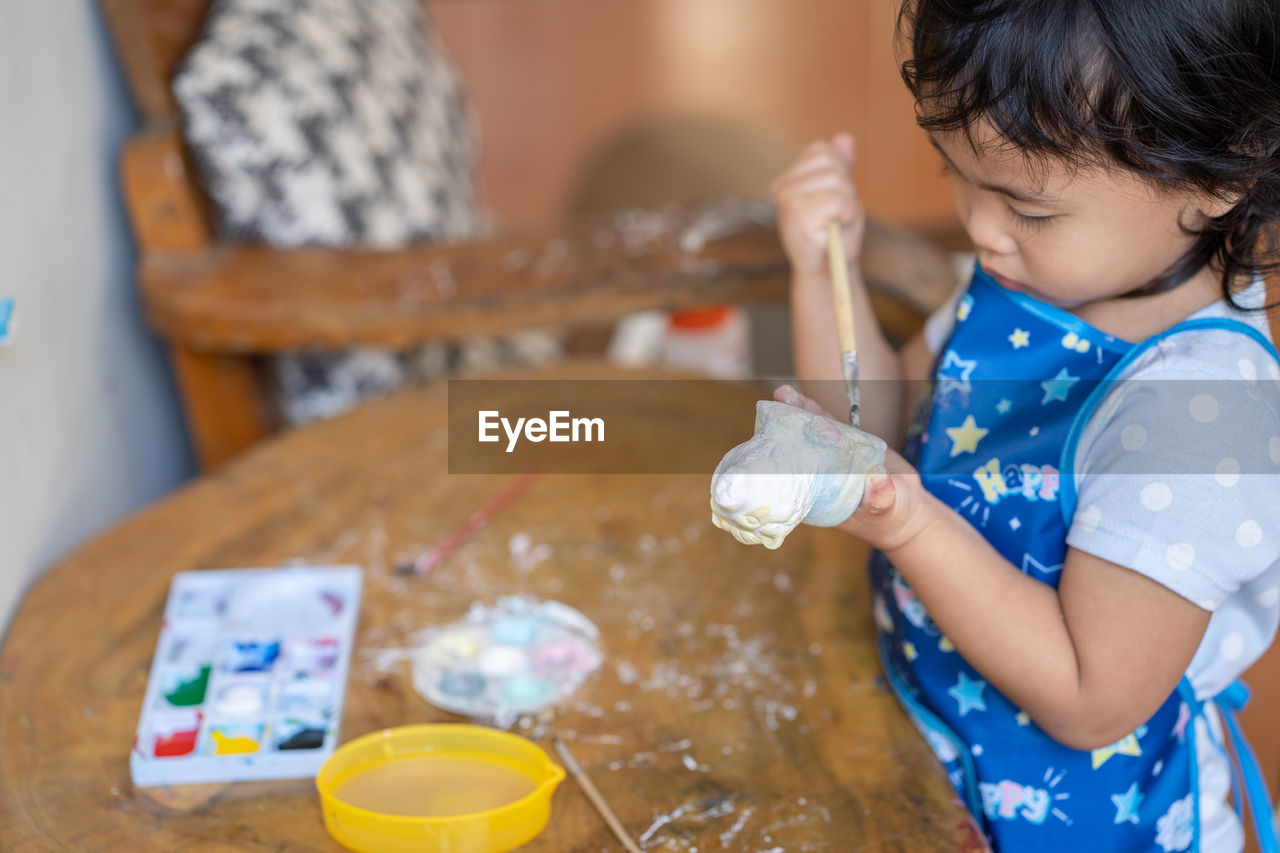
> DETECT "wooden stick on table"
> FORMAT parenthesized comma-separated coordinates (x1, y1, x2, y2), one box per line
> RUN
(552, 736, 643, 853)
(395, 470, 541, 575)
(826, 221, 861, 426)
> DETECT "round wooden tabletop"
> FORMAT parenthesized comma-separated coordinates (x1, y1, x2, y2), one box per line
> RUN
(0, 364, 983, 851)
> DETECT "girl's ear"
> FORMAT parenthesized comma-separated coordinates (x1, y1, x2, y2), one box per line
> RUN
(1193, 190, 1242, 221)
(1176, 191, 1239, 232)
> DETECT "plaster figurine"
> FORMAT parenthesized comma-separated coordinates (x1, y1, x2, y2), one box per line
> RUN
(710, 400, 887, 549)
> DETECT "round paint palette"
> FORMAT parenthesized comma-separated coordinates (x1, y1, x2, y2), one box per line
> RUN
(412, 597, 601, 723)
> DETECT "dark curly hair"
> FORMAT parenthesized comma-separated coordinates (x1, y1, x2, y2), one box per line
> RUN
(899, 0, 1280, 304)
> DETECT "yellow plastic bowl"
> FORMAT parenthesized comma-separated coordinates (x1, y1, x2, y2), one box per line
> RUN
(316, 724, 566, 853)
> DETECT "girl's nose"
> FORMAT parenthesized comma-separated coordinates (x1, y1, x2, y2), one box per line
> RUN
(957, 190, 1018, 257)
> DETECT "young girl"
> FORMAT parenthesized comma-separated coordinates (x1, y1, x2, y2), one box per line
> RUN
(770, 1, 1280, 850)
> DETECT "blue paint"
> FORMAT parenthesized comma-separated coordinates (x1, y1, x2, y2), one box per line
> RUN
(490, 616, 541, 647)
(438, 671, 486, 699)
(502, 675, 551, 705)
(224, 640, 281, 672)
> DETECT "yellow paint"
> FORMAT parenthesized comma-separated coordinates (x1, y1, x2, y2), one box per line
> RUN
(212, 730, 261, 755)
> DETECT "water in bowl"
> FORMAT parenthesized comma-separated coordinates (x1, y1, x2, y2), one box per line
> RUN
(334, 755, 537, 817)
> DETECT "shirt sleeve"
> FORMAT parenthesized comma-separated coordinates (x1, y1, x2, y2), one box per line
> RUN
(922, 257, 976, 354)
(1065, 328, 1280, 610)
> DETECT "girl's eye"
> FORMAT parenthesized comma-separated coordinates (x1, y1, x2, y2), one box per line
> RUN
(1009, 209, 1056, 232)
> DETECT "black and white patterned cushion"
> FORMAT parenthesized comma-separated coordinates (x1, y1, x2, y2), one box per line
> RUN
(174, 0, 479, 247)
(173, 0, 560, 424)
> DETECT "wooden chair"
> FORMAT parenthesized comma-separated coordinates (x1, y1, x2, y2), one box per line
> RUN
(98, 0, 958, 471)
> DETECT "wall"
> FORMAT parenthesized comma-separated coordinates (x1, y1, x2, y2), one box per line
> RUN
(0, 2, 192, 632)
(430, 0, 963, 377)
(432, 0, 959, 232)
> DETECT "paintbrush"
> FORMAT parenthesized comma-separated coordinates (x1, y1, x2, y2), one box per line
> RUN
(826, 221, 860, 426)
(394, 470, 541, 576)
(552, 736, 643, 853)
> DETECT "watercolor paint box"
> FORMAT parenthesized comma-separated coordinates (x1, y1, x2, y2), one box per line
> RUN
(130, 565, 362, 787)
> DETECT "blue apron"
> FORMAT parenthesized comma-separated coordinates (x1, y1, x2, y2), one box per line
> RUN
(870, 263, 1280, 852)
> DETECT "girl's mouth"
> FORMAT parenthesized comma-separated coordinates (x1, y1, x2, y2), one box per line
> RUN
(987, 269, 1026, 292)
(986, 269, 1082, 309)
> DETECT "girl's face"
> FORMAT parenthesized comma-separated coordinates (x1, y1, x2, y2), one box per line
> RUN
(932, 126, 1223, 309)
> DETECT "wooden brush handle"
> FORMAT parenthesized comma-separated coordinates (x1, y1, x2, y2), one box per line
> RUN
(553, 737, 643, 853)
(827, 222, 858, 356)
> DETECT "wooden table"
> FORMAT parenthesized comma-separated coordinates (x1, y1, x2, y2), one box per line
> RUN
(0, 365, 985, 852)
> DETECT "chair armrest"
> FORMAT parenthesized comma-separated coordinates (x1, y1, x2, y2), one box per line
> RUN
(139, 200, 957, 352)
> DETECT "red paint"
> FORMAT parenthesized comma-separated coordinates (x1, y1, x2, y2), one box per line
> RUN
(154, 718, 201, 758)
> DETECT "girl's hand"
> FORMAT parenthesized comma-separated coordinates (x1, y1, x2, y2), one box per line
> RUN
(769, 133, 865, 280)
(836, 449, 935, 554)
(773, 384, 935, 553)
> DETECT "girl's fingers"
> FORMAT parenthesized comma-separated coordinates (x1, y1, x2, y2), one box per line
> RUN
(771, 136, 865, 273)
(776, 183, 857, 221)
(780, 157, 844, 184)
(773, 384, 804, 406)
(772, 384, 836, 418)
(773, 171, 859, 221)
(777, 143, 853, 183)
(781, 172, 856, 201)
(771, 145, 858, 213)
(832, 133, 855, 166)
(772, 135, 855, 193)
(861, 470, 896, 515)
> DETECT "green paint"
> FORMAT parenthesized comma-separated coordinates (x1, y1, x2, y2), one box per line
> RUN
(165, 665, 211, 706)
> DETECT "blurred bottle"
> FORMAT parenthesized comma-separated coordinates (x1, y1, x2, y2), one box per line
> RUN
(661, 304, 751, 378)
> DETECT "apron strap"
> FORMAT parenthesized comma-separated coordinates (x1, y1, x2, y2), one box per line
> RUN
(1264, 228, 1280, 347)
(1268, 273, 1280, 347)
(1214, 679, 1280, 853)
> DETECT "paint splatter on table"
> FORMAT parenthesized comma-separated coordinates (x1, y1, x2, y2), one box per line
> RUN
(0, 365, 985, 851)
